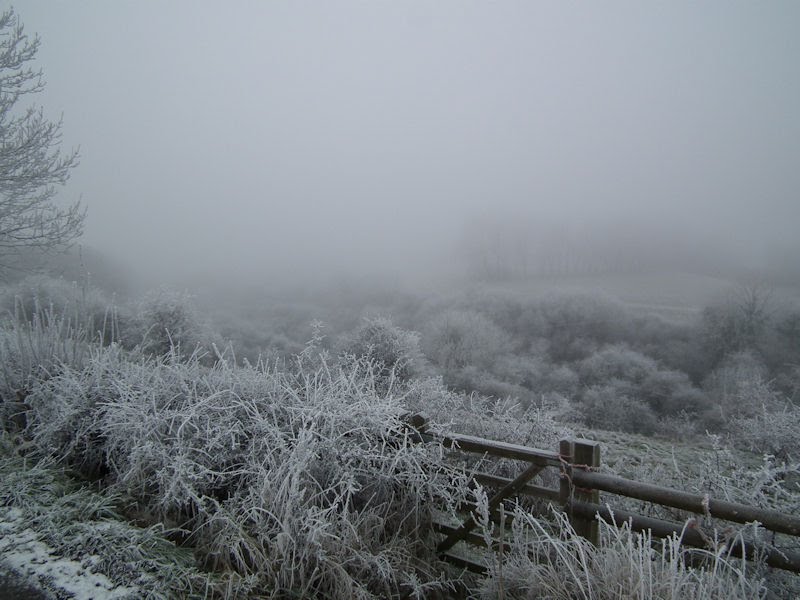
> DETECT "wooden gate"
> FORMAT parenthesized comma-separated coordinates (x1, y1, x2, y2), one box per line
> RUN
(401, 413, 800, 575)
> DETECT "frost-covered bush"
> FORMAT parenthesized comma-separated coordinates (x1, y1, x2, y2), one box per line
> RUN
(762, 302, 800, 394)
(536, 363, 581, 398)
(702, 351, 772, 421)
(640, 369, 706, 415)
(535, 293, 631, 362)
(0, 306, 92, 404)
(455, 367, 530, 404)
(443, 290, 698, 369)
(730, 400, 800, 461)
(698, 285, 777, 378)
(22, 346, 127, 476)
(480, 353, 578, 402)
(715, 371, 800, 460)
(133, 289, 221, 361)
(0, 274, 131, 346)
(580, 380, 659, 435)
(212, 309, 305, 363)
(575, 345, 706, 432)
(21, 345, 470, 598)
(577, 344, 659, 385)
(422, 309, 511, 372)
(419, 308, 521, 403)
(337, 316, 426, 384)
(0, 275, 95, 320)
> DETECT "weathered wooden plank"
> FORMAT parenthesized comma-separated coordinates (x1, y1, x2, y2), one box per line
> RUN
(472, 471, 561, 502)
(559, 439, 571, 508)
(570, 500, 800, 574)
(402, 414, 561, 466)
(437, 462, 545, 553)
(571, 470, 800, 536)
(424, 431, 562, 466)
(439, 551, 488, 574)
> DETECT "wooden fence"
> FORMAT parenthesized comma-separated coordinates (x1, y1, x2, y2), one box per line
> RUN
(401, 413, 800, 575)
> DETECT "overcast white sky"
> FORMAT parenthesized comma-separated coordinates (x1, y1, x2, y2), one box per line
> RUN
(17, 1, 800, 287)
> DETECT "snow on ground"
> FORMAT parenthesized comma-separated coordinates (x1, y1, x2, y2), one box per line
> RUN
(0, 508, 139, 600)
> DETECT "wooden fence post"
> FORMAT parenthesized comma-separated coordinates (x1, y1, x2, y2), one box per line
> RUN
(559, 439, 572, 509)
(559, 439, 601, 546)
(573, 440, 600, 545)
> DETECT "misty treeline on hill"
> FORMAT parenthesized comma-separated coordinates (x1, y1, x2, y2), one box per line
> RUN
(457, 213, 800, 283)
(4, 249, 799, 452)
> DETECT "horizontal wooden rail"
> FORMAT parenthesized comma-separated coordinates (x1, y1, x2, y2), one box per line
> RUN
(439, 551, 487, 574)
(570, 501, 800, 574)
(420, 431, 562, 467)
(472, 471, 561, 502)
(571, 470, 800, 537)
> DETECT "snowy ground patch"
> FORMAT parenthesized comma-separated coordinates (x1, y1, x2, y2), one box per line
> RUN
(0, 508, 139, 600)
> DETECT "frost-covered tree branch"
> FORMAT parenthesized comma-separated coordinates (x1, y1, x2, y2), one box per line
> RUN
(0, 8, 82, 268)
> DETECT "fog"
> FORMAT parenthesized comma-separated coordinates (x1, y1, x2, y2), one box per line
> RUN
(21, 1, 800, 291)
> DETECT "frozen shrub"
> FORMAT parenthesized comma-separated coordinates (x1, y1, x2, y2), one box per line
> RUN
(435, 353, 543, 403)
(640, 369, 706, 415)
(449, 364, 532, 403)
(22, 346, 129, 476)
(700, 285, 772, 370)
(336, 316, 426, 383)
(0, 305, 92, 408)
(760, 302, 800, 394)
(580, 380, 659, 435)
(577, 344, 659, 386)
(538, 363, 580, 398)
(493, 353, 571, 394)
(399, 374, 465, 423)
(537, 293, 630, 361)
(630, 314, 704, 377)
(730, 400, 800, 460)
(134, 288, 221, 361)
(213, 310, 305, 363)
(0, 274, 130, 345)
(0, 275, 91, 318)
(20, 343, 470, 598)
(714, 371, 800, 459)
(576, 345, 706, 427)
(703, 351, 772, 421)
(422, 309, 511, 371)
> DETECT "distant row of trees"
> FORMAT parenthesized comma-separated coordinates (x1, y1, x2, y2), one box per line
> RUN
(458, 214, 740, 280)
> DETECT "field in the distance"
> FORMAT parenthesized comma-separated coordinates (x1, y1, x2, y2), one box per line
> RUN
(471, 271, 800, 322)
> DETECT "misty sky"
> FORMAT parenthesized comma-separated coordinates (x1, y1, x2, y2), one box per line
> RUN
(19, 1, 800, 286)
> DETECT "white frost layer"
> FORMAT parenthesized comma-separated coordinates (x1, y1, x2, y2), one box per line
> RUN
(0, 508, 138, 599)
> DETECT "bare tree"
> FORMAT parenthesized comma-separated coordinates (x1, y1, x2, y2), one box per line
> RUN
(0, 7, 82, 270)
(701, 282, 774, 369)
